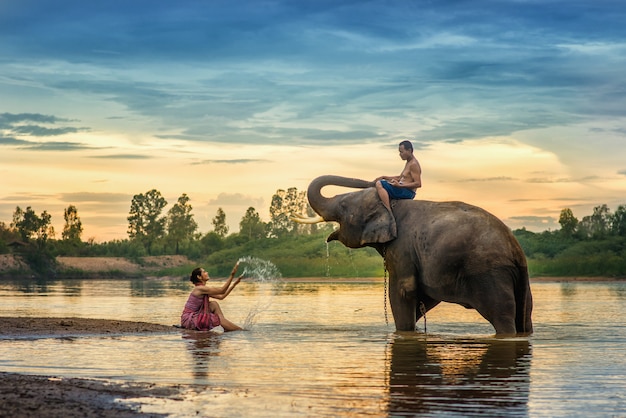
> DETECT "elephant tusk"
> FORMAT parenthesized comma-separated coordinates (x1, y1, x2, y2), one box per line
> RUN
(290, 213, 325, 224)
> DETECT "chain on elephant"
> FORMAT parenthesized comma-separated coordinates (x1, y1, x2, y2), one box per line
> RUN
(383, 247, 427, 332)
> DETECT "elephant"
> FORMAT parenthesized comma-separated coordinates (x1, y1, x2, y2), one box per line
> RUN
(295, 175, 533, 336)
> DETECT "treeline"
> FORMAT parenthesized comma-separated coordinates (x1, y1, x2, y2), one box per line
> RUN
(513, 204, 626, 277)
(1, 190, 625, 278)
(0, 186, 322, 275)
(0, 187, 315, 252)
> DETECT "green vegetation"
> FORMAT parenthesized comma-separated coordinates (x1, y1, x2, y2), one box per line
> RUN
(1, 187, 625, 278)
(202, 229, 384, 278)
(514, 204, 626, 278)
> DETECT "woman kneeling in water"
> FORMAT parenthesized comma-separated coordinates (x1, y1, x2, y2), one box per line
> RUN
(181, 262, 244, 332)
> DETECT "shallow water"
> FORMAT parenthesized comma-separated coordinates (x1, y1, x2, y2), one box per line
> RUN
(1, 279, 625, 417)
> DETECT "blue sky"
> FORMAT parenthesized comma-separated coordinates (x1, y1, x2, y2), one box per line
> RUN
(1, 0, 625, 241)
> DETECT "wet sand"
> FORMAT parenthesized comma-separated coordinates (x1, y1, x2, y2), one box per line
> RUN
(0, 317, 177, 338)
(0, 317, 181, 417)
(0, 372, 179, 417)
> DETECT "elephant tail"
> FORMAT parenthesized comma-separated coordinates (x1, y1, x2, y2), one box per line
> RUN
(514, 263, 533, 335)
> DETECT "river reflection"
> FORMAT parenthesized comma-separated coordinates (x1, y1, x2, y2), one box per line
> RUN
(0, 279, 625, 416)
(387, 335, 530, 416)
(181, 332, 223, 381)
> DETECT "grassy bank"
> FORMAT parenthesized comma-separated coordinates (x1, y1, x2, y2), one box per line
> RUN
(201, 233, 385, 278)
(4, 228, 626, 280)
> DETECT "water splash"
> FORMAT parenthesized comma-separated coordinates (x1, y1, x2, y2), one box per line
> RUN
(238, 256, 282, 282)
(325, 242, 330, 277)
(237, 256, 283, 330)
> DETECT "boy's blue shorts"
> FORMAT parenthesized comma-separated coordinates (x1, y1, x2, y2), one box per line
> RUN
(380, 180, 416, 200)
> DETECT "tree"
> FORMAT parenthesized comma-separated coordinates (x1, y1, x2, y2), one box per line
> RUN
(9, 206, 55, 274)
(127, 189, 167, 254)
(11, 207, 24, 237)
(200, 231, 224, 255)
(267, 187, 308, 237)
(581, 204, 612, 238)
(11, 206, 54, 246)
(239, 207, 266, 240)
(0, 221, 18, 254)
(268, 190, 289, 238)
(166, 193, 198, 254)
(611, 204, 626, 236)
(62, 205, 83, 242)
(558, 208, 578, 238)
(212, 207, 229, 238)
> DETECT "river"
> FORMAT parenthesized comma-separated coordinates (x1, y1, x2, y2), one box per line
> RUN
(0, 278, 625, 417)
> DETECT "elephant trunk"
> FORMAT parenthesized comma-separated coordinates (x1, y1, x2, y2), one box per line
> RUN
(307, 175, 374, 221)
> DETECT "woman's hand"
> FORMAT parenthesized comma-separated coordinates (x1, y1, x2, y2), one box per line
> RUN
(230, 261, 240, 278)
(234, 274, 244, 286)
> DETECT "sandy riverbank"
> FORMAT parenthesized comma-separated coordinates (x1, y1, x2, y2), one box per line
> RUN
(0, 317, 177, 338)
(0, 317, 183, 417)
(0, 254, 194, 279)
(0, 371, 180, 418)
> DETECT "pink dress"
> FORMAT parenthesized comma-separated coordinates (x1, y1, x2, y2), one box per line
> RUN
(180, 293, 221, 331)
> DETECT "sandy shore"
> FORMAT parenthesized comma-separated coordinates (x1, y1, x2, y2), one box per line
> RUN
(0, 254, 194, 279)
(0, 372, 179, 417)
(0, 317, 177, 338)
(0, 317, 182, 417)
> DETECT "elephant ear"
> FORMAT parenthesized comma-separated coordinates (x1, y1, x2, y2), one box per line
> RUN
(360, 206, 397, 245)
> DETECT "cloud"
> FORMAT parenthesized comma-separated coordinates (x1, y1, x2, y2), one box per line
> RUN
(57, 192, 134, 216)
(12, 125, 85, 136)
(192, 159, 270, 165)
(0, 135, 29, 146)
(0, 112, 72, 126)
(90, 154, 154, 160)
(458, 176, 516, 183)
(17, 141, 94, 151)
(1, 193, 56, 204)
(59, 191, 131, 204)
(208, 192, 264, 208)
(0, 191, 131, 209)
(504, 215, 559, 232)
(3, 1, 607, 147)
(509, 197, 589, 204)
(0, 113, 90, 148)
(525, 176, 603, 184)
(3, 0, 622, 149)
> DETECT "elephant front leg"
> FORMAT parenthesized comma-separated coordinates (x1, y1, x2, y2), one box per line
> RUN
(389, 275, 417, 331)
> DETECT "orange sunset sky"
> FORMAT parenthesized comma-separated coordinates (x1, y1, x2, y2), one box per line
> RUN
(1, 1, 625, 241)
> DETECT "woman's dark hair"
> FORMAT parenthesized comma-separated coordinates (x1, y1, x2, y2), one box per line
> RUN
(190, 267, 203, 284)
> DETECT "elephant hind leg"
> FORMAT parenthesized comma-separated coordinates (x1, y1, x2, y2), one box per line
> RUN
(475, 303, 517, 336)
(466, 271, 520, 336)
(471, 290, 518, 336)
(489, 314, 517, 336)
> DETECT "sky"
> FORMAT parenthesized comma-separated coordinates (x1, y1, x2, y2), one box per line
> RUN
(1, 0, 625, 242)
